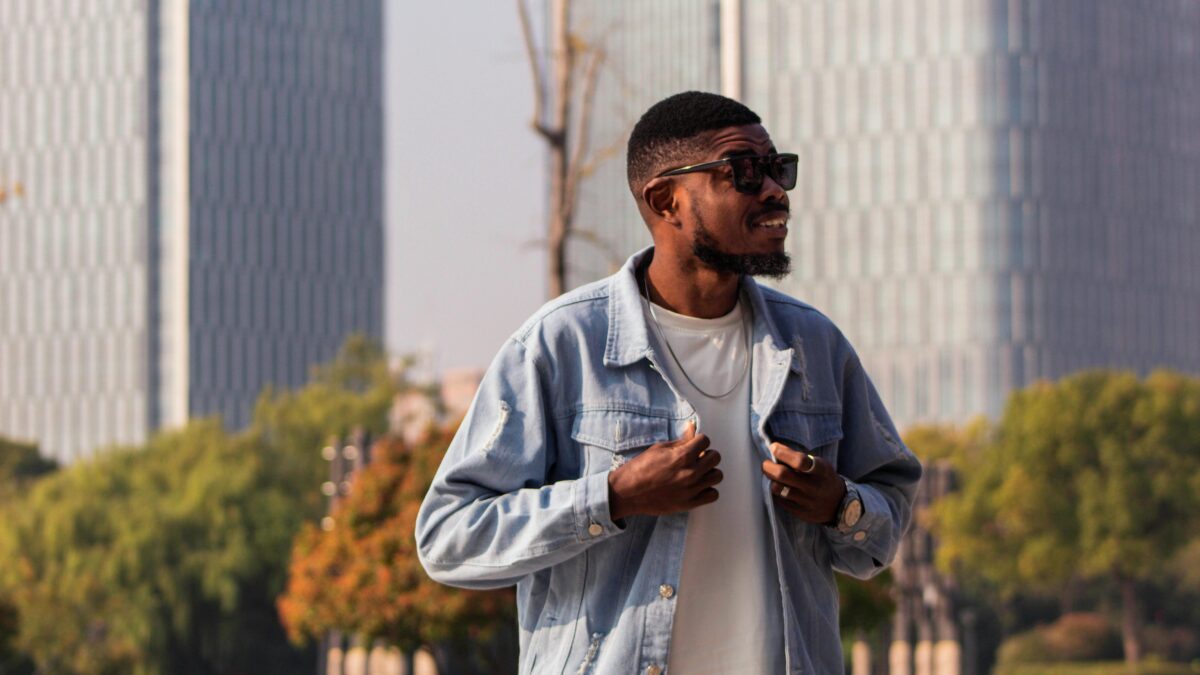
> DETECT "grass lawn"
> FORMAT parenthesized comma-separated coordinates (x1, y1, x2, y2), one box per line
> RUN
(996, 660, 1200, 675)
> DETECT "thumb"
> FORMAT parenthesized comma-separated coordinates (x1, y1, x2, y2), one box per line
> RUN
(679, 419, 696, 441)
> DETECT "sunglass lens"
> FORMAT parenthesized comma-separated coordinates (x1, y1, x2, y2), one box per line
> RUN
(772, 155, 798, 190)
(731, 156, 764, 193)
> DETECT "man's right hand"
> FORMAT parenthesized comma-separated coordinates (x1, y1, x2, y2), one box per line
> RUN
(607, 421, 723, 521)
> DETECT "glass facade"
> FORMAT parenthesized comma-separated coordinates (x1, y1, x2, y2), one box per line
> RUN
(186, 1, 384, 429)
(0, 0, 152, 459)
(0, 0, 383, 462)
(565, 0, 1200, 429)
(566, 0, 723, 289)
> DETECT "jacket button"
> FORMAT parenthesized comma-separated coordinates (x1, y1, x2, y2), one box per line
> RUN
(646, 666, 662, 675)
(853, 531, 867, 542)
(588, 523, 603, 537)
(658, 584, 674, 599)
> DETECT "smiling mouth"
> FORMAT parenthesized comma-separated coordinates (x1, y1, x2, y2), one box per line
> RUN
(752, 212, 790, 230)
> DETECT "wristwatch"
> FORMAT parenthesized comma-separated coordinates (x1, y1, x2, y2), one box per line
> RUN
(834, 478, 863, 533)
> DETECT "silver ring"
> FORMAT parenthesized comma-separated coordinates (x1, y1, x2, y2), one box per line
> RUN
(801, 454, 817, 473)
(779, 486, 790, 499)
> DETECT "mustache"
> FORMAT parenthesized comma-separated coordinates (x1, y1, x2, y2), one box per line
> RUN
(750, 202, 790, 220)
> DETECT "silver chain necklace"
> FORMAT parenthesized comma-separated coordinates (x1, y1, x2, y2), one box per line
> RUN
(641, 266, 751, 399)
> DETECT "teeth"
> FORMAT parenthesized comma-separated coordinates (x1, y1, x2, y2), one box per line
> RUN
(758, 219, 787, 228)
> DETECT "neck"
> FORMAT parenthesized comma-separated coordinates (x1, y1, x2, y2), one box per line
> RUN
(643, 253, 741, 319)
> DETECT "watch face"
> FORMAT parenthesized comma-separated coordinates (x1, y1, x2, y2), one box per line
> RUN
(843, 499, 863, 528)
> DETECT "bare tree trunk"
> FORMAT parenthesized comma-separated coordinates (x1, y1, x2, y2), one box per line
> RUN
(1119, 574, 1142, 666)
(546, 0, 570, 298)
(518, 0, 605, 299)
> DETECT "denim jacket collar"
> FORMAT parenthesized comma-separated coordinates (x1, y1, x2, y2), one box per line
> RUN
(603, 246, 794, 369)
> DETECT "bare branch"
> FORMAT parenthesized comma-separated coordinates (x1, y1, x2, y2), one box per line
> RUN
(516, 0, 547, 134)
(562, 45, 604, 223)
(579, 132, 627, 178)
(551, 0, 572, 136)
(568, 227, 624, 272)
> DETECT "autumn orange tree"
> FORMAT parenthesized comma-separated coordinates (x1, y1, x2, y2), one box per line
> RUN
(278, 424, 514, 667)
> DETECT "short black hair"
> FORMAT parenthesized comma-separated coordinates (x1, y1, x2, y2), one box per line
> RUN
(626, 91, 761, 200)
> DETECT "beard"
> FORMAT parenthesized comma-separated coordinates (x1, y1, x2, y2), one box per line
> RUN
(691, 209, 792, 280)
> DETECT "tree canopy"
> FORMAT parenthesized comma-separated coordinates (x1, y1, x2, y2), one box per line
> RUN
(929, 369, 1200, 663)
(278, 427, 514, 664)
(0, 335, 408, 674)
(0, 421, 308, 673)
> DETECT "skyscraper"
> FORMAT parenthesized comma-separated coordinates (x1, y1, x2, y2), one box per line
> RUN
(567, 1, 723, 284)
(566, 0, 1200, 429)
(0, 0, 384, 462)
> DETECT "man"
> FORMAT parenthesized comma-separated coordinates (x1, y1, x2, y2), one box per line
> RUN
(417, 91, 922, 674)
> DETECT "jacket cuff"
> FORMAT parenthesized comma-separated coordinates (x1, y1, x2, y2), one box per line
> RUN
(823, 478, 889, 549)
(573, 470, 625, 542)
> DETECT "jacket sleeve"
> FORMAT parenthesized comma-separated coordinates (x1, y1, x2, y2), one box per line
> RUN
(823, 353, 923, 579)
(415, 337, 623, 590)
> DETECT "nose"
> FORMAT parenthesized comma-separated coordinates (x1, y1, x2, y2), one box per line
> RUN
(759, 171, 788, 206)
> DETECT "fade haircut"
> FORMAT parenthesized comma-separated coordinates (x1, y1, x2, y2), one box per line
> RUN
(626, 91, 761, 201)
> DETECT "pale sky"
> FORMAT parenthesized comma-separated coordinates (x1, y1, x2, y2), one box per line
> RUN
(386, 3, 548, 374)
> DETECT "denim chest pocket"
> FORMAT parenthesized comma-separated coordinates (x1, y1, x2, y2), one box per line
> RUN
(767, 410, 844, 466)
(768, 410, 844, 558)
(571, 409, 672, 474)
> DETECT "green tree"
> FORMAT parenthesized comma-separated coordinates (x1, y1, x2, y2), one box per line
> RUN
(0, 436, 53, 674)
(0, 336, 408, 674)
(0, 421, 311, 674)
(930, 370, 1200, 665)
(0, 435, 57, 491)
(251, 335, 408, 520)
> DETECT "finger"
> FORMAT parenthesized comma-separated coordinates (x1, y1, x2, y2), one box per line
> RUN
(680, 432, 711, 456)
(681, 419, 696, 440)
(689, 487, 719, 507)
(761, 460, 816, 488)
(773, 497, 809, 519)
(770, 442, 820, 474)
(799, 453, 821, 474)
(698, 449, 722, 471)
(768, 476, 812, 503)
(680, 458, 722, 486)
(809, 454, 830, 475)
(700, 468, 723, 488)
(772, 480, 821, 509)
(769, 442, 806, 471)
(772, 480, 790, 499)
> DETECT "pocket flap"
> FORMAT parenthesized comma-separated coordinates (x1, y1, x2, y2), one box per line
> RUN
(571, 410, 671, 453)
(767, 411, 843, 451)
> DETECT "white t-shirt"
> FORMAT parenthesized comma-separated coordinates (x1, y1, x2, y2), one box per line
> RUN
(643, 298, 784, 674)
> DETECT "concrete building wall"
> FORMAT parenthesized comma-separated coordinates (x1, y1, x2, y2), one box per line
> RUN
(0, 0, 154, 460)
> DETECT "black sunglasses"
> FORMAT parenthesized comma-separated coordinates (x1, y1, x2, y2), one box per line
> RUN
(657, 152, 799, 194)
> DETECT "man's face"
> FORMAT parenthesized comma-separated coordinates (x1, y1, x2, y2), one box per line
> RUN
(677, 124, 792, 279)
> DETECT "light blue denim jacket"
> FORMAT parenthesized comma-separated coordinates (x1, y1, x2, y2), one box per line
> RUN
(416, 247, 922, 674)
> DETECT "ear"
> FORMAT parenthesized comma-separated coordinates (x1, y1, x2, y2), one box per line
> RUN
(641, 177, 679, 224)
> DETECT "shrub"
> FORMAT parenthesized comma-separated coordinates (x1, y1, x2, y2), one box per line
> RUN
(1142, 624, 1200, 661)
(997, 630, 1054, 666)
(1040, 613, 1122, 660)
(997, 612, 1122, 666)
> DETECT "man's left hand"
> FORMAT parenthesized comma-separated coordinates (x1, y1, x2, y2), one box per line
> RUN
(762, 442, 846, 525)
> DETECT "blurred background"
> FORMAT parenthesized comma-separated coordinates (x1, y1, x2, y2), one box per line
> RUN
(2, 1, 1199, 674)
